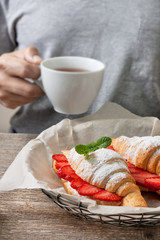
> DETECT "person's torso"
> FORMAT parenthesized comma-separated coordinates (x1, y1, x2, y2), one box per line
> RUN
(2, 0, 160, 133)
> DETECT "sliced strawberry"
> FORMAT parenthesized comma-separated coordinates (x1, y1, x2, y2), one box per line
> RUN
(78, 183, 101, 196)
(131, 171, 157, 186)
(55, 161, 69, 170)
(106, 146, 115, 151)
(145, 177, 160, 190)
(52, 154, 68, 162)
(57, 167, 69, 179)
(129, 167, 142, 174)
(93, 190, 121, 202)
(65, 175, 74, 182)
(61, 165, 75, 176)
(127, 162, 142, 174)
(65, 173, 80, 182)
(56, 162, 82, 182)
(57, 165, 75, 182)
(71, 178, 84, 190)
(70, 173, 80, 180)
(126, 161, 135, 168)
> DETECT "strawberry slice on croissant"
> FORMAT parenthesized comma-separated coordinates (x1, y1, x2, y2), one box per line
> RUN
(52, 146, 147, 207)
(53, 154, 122, 205)
(112, 136, 160, 194)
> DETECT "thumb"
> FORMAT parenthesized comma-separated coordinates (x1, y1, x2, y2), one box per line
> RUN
(24, 46, 42, 65)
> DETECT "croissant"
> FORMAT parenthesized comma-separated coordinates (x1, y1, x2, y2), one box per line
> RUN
(112, 136, 160, 194)
(52, 148, 147, 207)
(112, 136, 160, 175)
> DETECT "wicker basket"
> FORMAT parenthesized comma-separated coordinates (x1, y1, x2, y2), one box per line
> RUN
(42, 189, 160, 226)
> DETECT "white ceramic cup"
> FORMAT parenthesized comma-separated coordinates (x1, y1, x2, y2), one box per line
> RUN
(41, 56, 105, 114)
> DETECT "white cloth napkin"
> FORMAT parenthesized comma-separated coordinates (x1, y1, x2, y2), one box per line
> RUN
(0, 101, 160, 215)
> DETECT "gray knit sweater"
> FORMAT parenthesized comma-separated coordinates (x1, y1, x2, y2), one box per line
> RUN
(0, 0, 160, 133)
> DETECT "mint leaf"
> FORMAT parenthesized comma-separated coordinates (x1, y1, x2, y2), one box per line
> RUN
(75, 144, 90, 155)
(86, 142, 97, 151)
(75, 136, 112, 158)
(96, 137, 112, 149)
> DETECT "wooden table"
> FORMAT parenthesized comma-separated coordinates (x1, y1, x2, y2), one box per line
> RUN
(0, 133, 160, 240)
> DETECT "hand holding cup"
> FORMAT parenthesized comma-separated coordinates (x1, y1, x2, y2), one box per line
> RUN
(41, 56, 105, 114)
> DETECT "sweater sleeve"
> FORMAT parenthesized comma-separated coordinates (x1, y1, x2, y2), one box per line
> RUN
(0, 1, 16, 54)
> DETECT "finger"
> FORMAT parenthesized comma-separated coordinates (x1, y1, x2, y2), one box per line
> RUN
(0, 55, 40, 80)
(12, 46, 42, 65)
(3, 46, 42, 65)
(0, 89, 39, 109)
(24, 46, 42, 65)
(9, 48, 26, 60)
(0, 73, 44, 98)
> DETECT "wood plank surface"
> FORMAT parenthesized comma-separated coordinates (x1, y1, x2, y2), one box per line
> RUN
(0, 133, 160, 240)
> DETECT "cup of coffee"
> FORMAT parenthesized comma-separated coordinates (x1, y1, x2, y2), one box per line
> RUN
(41, 56, 105, 114)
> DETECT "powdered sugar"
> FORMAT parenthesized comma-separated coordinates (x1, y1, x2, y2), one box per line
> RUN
(118, 136, 160, 164)
(66, 148, 129, 188)
(105, 172, 128, 190)
(152, 148, 160, 156)
(91, 161, 128, 187)
(120, 136, 160, 150)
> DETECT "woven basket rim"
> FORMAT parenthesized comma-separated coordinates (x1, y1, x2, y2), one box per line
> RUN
(42, 189, 160, 226)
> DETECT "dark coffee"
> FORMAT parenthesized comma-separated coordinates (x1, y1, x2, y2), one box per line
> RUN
(55, 68, 90, 72)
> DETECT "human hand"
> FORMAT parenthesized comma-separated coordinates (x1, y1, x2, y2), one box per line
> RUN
(0, 46, 44, 109)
